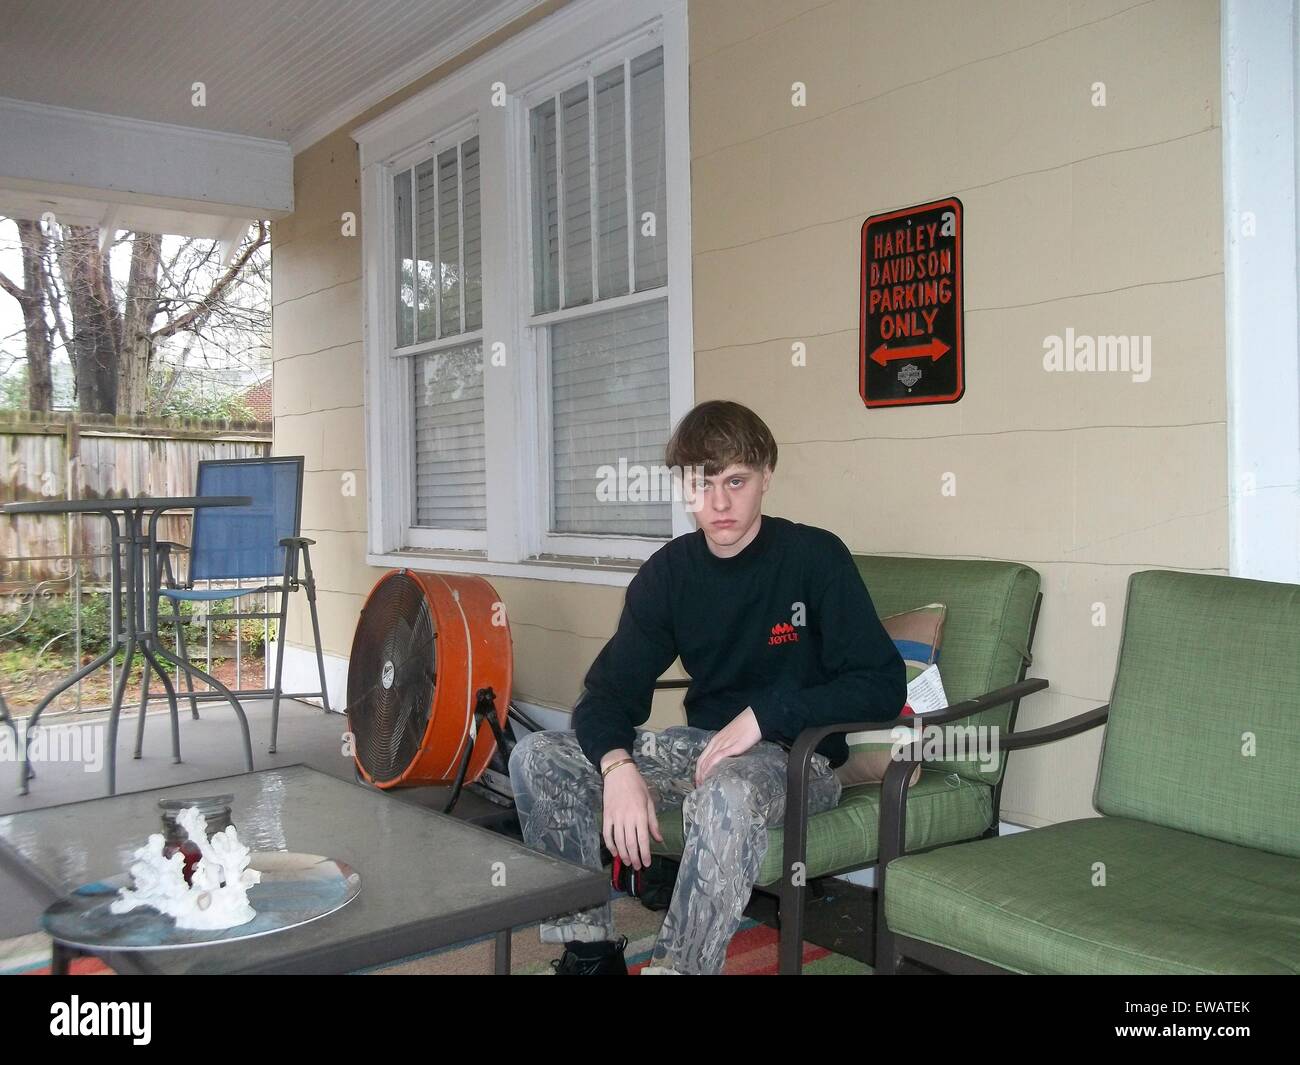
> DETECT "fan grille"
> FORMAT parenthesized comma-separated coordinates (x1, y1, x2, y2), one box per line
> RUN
(347, 572, 436, 784)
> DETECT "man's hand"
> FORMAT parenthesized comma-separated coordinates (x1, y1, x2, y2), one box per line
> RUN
(694, 708, 763, 787)
(601, 749, 662, 870)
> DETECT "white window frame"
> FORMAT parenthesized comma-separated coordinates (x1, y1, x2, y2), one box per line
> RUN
(388, 117, 485, 551)
(1222, 0, 1300, 585)
(519, 31, 677, 558)
(354, 0, 693, 584)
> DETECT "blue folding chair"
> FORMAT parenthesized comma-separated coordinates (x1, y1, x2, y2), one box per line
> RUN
(136, 455, 331, 758)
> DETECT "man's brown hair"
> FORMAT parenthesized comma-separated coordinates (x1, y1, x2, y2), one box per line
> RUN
(665, 400, 778, 476)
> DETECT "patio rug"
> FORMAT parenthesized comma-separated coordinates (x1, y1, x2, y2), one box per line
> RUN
(2, 897, 869, 975)
(0, 932, 115, 975)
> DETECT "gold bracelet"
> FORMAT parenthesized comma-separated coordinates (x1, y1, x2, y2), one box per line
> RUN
(601, 757, 635, 779)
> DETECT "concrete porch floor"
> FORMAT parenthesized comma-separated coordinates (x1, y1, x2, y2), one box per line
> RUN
(0, 697, 507, 939)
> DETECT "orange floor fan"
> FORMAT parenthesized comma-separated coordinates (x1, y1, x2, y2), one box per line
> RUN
(346, 569, 524, 813)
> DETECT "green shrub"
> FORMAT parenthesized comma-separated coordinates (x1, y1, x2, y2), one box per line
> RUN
(4, 590, 273, 656)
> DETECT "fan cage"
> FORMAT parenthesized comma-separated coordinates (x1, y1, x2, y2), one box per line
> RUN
(348, 572, 436, 784)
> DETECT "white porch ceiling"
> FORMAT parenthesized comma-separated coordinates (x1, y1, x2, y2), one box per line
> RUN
(0, 0, 544, 152)
(0, 0, 543, 234)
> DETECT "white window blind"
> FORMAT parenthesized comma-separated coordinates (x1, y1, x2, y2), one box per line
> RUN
(594, 64, 630, 299)
(530, 45, 669, 537)
(551, 300, 670, 535)
(413, 343, 486, 530)
(630, 49, 667, 290)
(393, 134, 485, 532)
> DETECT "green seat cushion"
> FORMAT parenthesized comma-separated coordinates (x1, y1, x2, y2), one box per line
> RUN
(650, 770, 994, 887)
(1095, 570, 1300, 858)
(884, 816, 1300, 974)
(853, 556, 1040, 785)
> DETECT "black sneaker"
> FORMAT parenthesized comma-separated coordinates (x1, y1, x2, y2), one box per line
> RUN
(549, 936, 629, 975)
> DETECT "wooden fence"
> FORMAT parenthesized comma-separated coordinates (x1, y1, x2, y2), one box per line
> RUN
(0, 410, 272, 589)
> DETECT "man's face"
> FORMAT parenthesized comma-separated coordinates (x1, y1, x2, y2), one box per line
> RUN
(686, 463, 772, 554)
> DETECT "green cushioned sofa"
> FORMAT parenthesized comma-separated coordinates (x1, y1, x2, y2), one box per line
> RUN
(879, 569, 1300, 975)
(648, 553, 1047, 974)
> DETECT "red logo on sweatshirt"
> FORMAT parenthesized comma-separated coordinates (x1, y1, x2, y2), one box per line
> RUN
(768, 621, 799, 646)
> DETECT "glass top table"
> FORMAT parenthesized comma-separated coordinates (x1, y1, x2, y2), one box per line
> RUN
(1, 495, 254, 796)
(0, 764, 609, 974)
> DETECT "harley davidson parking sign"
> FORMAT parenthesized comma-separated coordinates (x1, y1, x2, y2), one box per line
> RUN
(860, 197, 964, 407)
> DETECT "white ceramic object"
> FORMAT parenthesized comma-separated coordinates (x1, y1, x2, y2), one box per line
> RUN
(110, 805, 262, 930)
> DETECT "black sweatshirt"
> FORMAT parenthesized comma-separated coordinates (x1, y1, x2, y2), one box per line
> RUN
(572, 514, 907, 770)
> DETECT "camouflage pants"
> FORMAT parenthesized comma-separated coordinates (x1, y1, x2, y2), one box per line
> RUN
(509, 725, 842, 975)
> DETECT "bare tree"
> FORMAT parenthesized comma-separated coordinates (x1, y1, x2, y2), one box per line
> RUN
(0, 220, 54, 411)
(0, 217, 269, 415)
(56, 224, 121, 413)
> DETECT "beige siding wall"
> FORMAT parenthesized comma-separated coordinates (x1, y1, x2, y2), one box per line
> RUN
(273, 0, 1226, 826)
(689, 0, 1225, 826)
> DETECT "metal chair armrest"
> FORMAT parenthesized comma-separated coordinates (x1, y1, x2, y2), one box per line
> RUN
(875, 700, 1108, 957)
(993, 703, 1109, 751)
(910, 677, 1050, 727)
(780, 676, 1052, 971)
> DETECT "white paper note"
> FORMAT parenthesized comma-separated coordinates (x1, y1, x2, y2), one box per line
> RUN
(906, 663, 948, 715)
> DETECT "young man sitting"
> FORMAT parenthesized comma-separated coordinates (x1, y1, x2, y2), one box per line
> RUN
(509, 400, 906, 974)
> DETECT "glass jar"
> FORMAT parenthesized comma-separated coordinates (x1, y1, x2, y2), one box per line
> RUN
(158, 794, 235, 885)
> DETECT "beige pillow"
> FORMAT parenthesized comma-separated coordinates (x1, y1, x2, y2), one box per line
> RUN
(836, 603, 946, 788)
(838, 748, 921, 788)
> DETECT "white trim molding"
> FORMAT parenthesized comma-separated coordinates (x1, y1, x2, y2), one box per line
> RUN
(277, 645, 350, 716)
(364, 548, 639, 586)
(0, 95, 293, 216)
(354, 0, 693, 583)
(1222, 0, 1300, 584)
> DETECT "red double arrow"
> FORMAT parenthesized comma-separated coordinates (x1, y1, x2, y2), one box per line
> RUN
(869, 339, 950, 366)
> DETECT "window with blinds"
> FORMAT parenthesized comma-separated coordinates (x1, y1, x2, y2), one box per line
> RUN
(392, 134, 486, 531)
(413, 343, 485, 530)
(529, 46, 670, 537)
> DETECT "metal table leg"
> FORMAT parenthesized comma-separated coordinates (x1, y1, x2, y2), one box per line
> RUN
(133, 644, 182, 762)
(101, 508, 146, 797)
(494, 928, 512, 974)
(18, 511, 127, 796)
(51, 940, 77, 976)
(18, 642, 122, 796)
(147, 645, 255, 773)
(0, 692, 16, 746)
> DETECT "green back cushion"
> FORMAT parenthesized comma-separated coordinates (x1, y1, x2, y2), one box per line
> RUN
(1095, 570, 1300, 857)
(851, 556, 1041, 783)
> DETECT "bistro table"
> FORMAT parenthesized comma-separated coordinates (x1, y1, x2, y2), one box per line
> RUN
(1, 495, 253, 796)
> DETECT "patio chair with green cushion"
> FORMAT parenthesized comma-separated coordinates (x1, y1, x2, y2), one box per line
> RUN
(879, 569, 1300, 975)
(647, 554, 1047, 974)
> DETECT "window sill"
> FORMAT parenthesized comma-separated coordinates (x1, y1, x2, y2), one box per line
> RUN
(365, 548, 643, 587)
